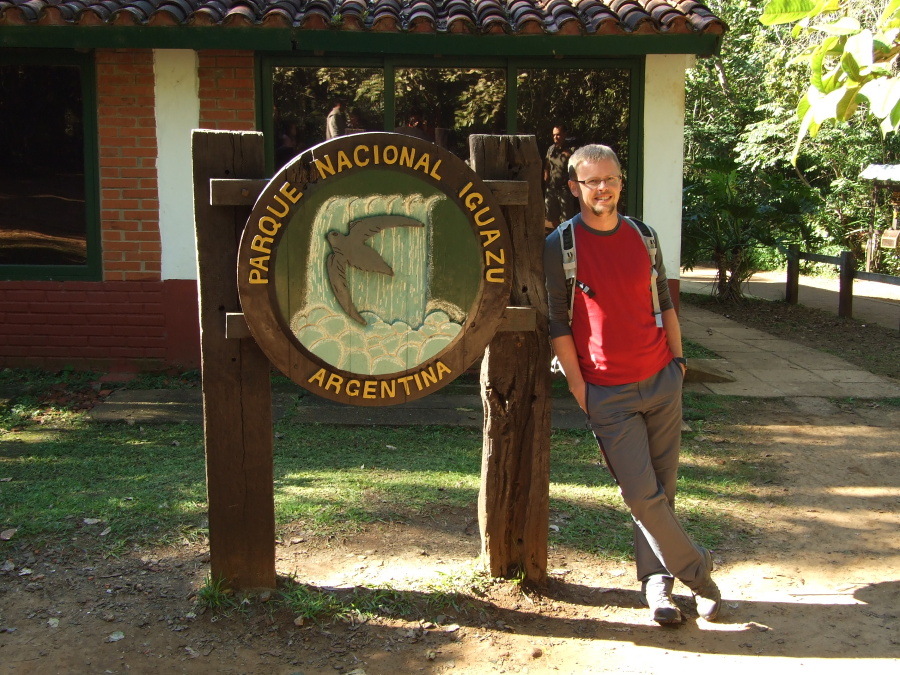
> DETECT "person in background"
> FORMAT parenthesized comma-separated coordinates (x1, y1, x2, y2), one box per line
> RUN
(543, 124, 577, 234)
(326, 100, 347, 139)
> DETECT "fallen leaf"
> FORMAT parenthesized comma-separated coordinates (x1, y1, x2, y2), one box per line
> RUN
(18, 568, 32, 576)
(99, 527, 112, 537)
(1, 560, 14, 572)
(47, 618, 60, 628)
(0, 477, 11, 482)
(0, 528, 17, 541)
(106, 631, 125, 643)
(184, 646, 200, 658)
(83, 518, 101, 526)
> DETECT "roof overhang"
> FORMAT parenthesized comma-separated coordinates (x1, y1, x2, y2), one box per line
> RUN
(0, 25, 722, 56)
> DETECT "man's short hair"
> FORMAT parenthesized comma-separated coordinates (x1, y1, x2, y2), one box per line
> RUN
(568, 144, 622, 180)
(552, 124, 567, 134)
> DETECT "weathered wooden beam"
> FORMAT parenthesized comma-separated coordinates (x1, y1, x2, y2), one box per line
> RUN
(484, 180, 529, 206)
(471, 135, 551, 584)
(193, 130, 275, 591)
(210, 177, 528, 207)
(225, 312, 253, 339)
(499, 306, 537, 332)
(210, 178, 266, 206)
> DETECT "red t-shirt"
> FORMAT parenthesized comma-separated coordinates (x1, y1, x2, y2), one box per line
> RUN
(571, 219, 673, 385)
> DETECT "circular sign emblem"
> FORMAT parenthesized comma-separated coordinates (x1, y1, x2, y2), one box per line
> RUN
(237, 132, 512, 406)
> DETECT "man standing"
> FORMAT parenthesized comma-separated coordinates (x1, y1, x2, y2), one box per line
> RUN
(544, 144, 721, 625)
(543, 125, 577, 233)
(326, 101, 347, 139)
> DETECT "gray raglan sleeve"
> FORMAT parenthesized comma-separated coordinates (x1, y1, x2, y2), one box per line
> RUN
(544, 229, 573, 339)
(651, 229, 675, 313)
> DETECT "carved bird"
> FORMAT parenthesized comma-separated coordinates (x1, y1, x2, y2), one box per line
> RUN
(325, 215, 424, 325)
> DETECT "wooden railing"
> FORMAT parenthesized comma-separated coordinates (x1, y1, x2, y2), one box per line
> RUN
(785, 244, 900, 319)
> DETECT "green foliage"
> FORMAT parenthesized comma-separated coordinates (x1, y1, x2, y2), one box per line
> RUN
(684, 0, 900, 288)
(761, 0, 900, 156)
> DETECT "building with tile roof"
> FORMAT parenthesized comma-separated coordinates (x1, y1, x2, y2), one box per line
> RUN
(0, 0, 725, 371)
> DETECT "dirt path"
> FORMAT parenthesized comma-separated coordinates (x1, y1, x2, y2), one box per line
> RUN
(2, 398, 899, 674)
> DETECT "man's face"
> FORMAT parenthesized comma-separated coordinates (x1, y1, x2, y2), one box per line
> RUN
(552, 128, 565, 147)
(569, 158, 622, 219)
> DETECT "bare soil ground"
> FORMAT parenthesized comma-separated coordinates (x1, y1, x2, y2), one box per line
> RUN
(3, 303, 900, 674)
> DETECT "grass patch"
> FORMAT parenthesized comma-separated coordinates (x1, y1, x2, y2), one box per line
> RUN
(684, 338, 721, 360)
(277, 563, 493, 625)
(0, 421, 208, 550)
(2, 368, 781, 568)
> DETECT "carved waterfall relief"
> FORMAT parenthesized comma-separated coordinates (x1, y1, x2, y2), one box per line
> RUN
(283, 191, 470, 376)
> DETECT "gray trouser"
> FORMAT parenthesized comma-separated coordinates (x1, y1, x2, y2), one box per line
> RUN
(586, 360, 709, 591)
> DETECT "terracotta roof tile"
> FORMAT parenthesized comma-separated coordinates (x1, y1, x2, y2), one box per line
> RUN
(0, 0, 726, 36)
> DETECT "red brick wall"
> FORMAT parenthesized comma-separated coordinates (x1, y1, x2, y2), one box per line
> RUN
(198, 50, 256, 130)
(0, 281, 166, 370)
(96, 49, 161, 282)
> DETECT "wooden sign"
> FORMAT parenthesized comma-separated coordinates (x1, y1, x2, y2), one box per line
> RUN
(237, 132, 512, 406)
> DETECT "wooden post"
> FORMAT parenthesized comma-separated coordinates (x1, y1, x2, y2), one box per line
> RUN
(838, 250, 855, 318)
(192, 130, 275, 590)
(470, 135, 551, 583)
(786, 244, 800, 305)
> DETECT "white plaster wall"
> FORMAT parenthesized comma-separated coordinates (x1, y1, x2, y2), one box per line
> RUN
(642, 54, 695, 280)
(154, 49, 201, 280)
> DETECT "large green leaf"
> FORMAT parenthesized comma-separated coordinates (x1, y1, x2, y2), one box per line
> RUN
(844, 30, 875, 69)
(860, 77, 900, 118)
(879, 0, 900, 25)
(841, 50, 861, 82)
(761, 0, 818, 26)
(889, 97, 900, 132)
(812, 16, 861, 35)
(812, 86, 844, 124)
(836, 86, 859, 121)
(792, 92, 820, 163)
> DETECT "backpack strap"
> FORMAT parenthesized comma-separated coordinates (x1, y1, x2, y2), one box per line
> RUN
(556, 216, 578, 322)
(623, 216, 663, 328)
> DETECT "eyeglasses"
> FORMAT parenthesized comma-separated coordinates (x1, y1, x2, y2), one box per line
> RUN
(574, 177, 622, 189)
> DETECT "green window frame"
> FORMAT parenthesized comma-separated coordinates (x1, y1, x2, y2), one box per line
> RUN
(258, 54, 644, 217)
(0, 49, 101, 281)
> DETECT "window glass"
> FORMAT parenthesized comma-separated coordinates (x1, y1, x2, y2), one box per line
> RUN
(517, 68, 631, 163)
(517, 68, 632, 211)
(0, 64, 87, 266)
(394, 68, 506, 158)
(272, 67, 384, 166)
